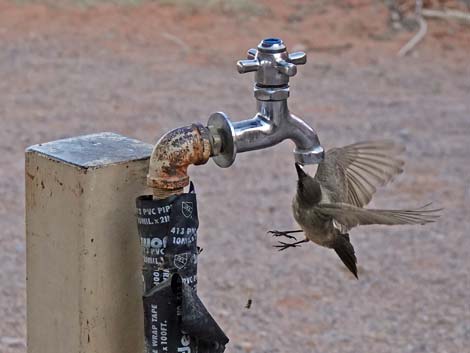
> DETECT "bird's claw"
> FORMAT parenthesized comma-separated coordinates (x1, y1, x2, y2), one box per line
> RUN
(268, 230, 297, 240)
(274, 241, 302, 251)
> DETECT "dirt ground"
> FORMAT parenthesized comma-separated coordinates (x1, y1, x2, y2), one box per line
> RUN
(0, 0, 469, 352)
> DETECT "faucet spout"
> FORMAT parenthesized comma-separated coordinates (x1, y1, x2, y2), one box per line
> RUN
(230, 100, 323, 164)
(208, 100, 323, 167)
(286, 112, 324, 165)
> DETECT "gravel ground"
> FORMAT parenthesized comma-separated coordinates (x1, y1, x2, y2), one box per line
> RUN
(0, 1, 469, 353)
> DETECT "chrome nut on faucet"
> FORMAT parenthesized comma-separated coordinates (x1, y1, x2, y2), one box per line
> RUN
(207, 37, 324, 168)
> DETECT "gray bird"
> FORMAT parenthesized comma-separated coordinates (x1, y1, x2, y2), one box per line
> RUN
(269, 141, 441, 278)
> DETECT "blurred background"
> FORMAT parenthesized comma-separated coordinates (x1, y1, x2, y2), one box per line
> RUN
(0, 1, 469, 352)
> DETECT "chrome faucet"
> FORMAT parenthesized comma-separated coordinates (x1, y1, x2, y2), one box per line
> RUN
(207, 37, 324, 168)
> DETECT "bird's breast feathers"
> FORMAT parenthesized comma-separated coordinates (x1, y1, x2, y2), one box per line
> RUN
(292, 200, 337, 247)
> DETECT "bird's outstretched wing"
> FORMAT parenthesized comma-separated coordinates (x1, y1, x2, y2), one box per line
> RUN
(314, 141, 405, 207)
(316, 202, 441, 230)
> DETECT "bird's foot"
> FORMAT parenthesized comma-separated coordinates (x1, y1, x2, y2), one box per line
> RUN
(268, 230, 298, 240)
(274, 241, 301, 251)
(274, 239, 309, 251)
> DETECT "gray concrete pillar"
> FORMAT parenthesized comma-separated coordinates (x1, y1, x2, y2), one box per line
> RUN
(25, 132, 152, 353)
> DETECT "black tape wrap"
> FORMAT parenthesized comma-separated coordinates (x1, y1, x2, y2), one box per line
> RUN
(136, 182, 228, 353)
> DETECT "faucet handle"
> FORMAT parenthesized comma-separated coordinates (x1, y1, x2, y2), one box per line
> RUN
(273, 51, 306, 77)
(237, 59, 260, 74)
(288, 51, 307, 65)
(275, 59, 297, 77)
(237, 49, 259, 73)
(238, 38, 307, 86)
(247, 48, 257, 59)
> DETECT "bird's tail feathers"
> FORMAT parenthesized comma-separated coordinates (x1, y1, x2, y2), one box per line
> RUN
(332, 234, 358, 279)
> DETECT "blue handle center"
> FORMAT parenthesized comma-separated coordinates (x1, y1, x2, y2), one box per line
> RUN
(262, 37, 282, 47)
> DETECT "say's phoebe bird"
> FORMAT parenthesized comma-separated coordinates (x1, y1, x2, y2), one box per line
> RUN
(269, 141, 441, 279)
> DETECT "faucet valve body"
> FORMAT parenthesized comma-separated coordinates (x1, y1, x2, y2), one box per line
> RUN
(208, 37, 324, 168)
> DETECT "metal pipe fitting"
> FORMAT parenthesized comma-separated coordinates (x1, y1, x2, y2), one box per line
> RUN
(207, 37, 324, 168)
(147, 124, 212, 197)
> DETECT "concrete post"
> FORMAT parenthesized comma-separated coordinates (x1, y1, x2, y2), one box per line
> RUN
(25, 132, 153, 353)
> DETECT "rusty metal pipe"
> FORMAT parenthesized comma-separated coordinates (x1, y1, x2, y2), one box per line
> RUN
(147, 124, 212, 199)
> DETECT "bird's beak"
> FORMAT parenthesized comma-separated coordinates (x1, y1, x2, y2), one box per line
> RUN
(295, 163, 308, 179)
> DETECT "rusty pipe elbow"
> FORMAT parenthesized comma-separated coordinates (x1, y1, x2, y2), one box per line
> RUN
(147, 124, 212, 196)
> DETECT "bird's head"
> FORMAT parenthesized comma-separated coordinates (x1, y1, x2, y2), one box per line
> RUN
(295, 163, 321, 206)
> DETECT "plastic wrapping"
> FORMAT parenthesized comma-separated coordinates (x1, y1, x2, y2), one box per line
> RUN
(136, 183, 228, 353)
(143, 274, 229, 353)
(136, 183, 198, 292)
